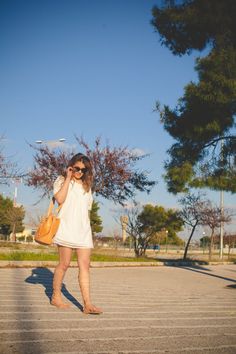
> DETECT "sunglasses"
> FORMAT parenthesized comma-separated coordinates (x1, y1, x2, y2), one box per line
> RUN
(72, 166, 88, 173)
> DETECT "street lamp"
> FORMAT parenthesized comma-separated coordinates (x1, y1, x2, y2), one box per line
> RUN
(202, 231, 206, 254)
(219, 187, 224, 259)
(10, 177, 23, 242)
(35, 138, 66, 148)
(219, 138, 224, 260)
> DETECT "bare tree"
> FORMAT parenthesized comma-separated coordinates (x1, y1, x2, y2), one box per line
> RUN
(201, 204, 232, 261)
(112, 229, 121, 250)
(122, 204, 152, 257)
(27, 136, 156, 204)
(223, 234, 236, 258)
(179, 193, 208, 260)
(122, 202, 183, 258)
(0, 135, 24, 185)
(25, 209, 44, 228)
(5, 206, 25, 242)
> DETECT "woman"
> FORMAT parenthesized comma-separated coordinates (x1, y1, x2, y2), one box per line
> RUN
(51, 153, 102, 315)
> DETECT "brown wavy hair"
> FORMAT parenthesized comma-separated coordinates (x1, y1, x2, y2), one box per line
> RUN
(67, 153, 93, 193)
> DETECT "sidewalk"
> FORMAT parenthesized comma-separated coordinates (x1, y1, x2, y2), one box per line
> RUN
(0, 265, 236, 353)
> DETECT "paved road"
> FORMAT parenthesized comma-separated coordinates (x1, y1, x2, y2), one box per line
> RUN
(0, 265, 236, 354)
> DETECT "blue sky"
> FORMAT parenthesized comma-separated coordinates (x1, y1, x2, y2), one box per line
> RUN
(1, 0, 235, 238)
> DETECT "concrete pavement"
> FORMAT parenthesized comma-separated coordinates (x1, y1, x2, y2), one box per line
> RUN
(0, 265, 236, 354)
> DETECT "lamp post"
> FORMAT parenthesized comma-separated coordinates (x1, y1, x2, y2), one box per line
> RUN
(11, 177, 22, 242)
(219, 138, 224, 260)
(202, 231, 206, 254)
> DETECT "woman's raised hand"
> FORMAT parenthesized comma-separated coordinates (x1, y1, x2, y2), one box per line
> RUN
(66, 167, 73, 180)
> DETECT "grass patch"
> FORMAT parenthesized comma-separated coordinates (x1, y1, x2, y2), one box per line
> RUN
(0, 252, 59, 261)
(0, 242, 23, 249)
(91, 254, 156, 262)
(0, 251, 157, 262)
(0, 241, 49, 250)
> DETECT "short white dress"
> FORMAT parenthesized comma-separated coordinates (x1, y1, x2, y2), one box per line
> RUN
(52, 176, 94, 248)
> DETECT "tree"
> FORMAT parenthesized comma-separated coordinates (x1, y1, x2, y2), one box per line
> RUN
(124, 205, 145, 257)
(151, 0, 236, 55)
(90, 200, 103, 236)
(179, 193, 233, 260)
(0, 136, 23, 185)
(200, 235, 211, 248)
(26, 136, 156, 204)
(179, 193, 208, 259)
(201, 203, 232, 260)
(151, 0, 236, 194)
(25, 208, 44, 229)
(0, 195, 25, 240)
(221, 233, 236, 257)
(139, 204, 184, 246)
(0, 195, 13, 237)
(124, 203, 183, 257)
(149, 229, 168, 246)
(6, 206, 25, 242)
(112, 229, 122, 250)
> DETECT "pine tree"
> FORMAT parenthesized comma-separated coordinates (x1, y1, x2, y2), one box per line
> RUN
(152, 0, 236, 193)
(90, 200, 103, 236)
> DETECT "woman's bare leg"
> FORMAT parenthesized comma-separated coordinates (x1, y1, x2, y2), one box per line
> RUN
(51, 245, 72, 309)
(76, 248, 102, 314)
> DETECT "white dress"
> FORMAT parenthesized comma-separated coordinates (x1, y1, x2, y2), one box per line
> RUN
(52, 176, 94, 248)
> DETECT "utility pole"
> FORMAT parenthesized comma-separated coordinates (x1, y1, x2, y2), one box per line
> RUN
(219, 138, 224, 259)
(11, 177, 22, 242)
(219, 189, 224, 259)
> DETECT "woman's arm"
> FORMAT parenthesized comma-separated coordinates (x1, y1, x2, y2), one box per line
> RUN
(54, 167, 73, 204)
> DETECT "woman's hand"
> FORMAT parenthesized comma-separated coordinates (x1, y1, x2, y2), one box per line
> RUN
(66, 167, 73, 180)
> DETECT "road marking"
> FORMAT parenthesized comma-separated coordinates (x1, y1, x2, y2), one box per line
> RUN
(1, 324, 236, 334)
(0, 299, 236, 313)
(1, 332, 236, 342)
(1, 309, 236, 317)
(1, 298, 236, 304)
(0, 318, 236, 332)
(0, 316, 236, 323)
(0, 293, 234, 298)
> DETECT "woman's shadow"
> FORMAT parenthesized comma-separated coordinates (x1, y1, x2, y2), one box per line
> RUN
(25, 268, 83, 311)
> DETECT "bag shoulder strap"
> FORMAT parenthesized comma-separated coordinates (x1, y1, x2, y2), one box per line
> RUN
(47, 198, 63, 217)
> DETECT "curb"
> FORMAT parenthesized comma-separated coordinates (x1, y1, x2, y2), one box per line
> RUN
(0, 260, 234, 268)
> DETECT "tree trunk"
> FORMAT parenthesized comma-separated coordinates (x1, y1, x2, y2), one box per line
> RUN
(228, 245, 231, 260)
(183, 223, 197, 260)
(133, 237, 139, 257)
(12, 222, 16, 242)
(135, 248, 141, 257)
(139, 247, 146, 257)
